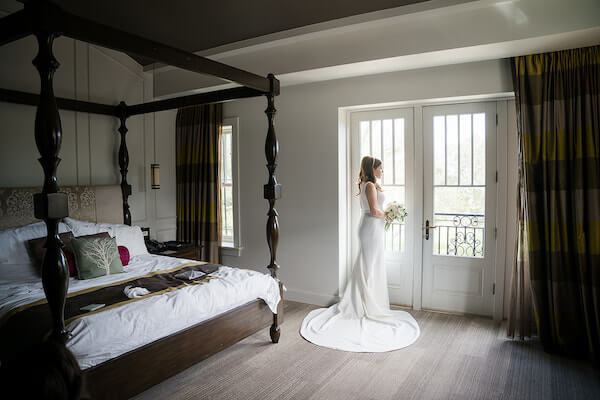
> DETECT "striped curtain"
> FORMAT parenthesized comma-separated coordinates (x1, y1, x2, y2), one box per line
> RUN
(176, 104, 222, 264)
(511, 45, 600, 361)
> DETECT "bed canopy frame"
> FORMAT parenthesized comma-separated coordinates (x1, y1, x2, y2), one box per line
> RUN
(0, 0, 282, 396)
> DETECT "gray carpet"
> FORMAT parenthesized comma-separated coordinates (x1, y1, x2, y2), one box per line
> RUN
(133, 301, 600, 400)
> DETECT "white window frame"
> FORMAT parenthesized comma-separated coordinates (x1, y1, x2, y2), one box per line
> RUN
(220, 117, 243, 257)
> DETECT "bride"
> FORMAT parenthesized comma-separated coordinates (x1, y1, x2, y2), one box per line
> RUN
(300, 156, 420, 352)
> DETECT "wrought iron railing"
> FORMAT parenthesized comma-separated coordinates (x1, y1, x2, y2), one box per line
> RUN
(433, 213, 485, 257)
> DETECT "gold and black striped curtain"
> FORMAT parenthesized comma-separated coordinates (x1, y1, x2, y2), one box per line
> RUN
(176, 104, 222, 263)
(511, 45, 600, 361)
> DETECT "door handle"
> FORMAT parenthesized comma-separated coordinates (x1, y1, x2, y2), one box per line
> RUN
(424, 219, 437, 240)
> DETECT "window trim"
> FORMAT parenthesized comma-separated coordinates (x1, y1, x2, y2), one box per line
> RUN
(220, 117, 242, 257)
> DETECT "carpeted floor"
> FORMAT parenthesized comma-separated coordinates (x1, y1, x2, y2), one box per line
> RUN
(134, 301, 600, 400)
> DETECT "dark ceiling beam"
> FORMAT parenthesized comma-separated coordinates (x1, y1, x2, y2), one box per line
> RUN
(127, 87, 264, 116)
(55, 8, 276, 94)
(0, 9, 31, 47)
(0, 88, 118, 116)
(0, 86, 266, 118)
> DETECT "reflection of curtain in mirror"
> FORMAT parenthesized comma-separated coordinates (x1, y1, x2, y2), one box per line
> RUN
(510, 45, 600, 361)
(175, 104, 222, 264)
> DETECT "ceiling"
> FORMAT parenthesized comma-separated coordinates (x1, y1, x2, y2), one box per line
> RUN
(45, 0, 433, 65)
(6, 0, 599, 96)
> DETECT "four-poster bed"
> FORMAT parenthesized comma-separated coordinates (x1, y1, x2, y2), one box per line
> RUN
(0, 0, 282, 398)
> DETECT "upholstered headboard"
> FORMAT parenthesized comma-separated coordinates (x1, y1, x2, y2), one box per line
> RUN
(0, 185, 123, 230)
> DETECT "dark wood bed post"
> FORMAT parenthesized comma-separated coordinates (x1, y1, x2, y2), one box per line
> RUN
(30, 4, 70, 342)
(264, 74, 281, 344)
(117, 102, 132, 225)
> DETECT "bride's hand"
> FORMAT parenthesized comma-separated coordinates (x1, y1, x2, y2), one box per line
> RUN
(384, 215, 392, 223)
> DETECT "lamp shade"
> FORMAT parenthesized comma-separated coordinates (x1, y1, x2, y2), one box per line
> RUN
(151, 164, 160, 189)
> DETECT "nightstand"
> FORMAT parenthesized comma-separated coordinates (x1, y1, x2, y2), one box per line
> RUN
(150, 244, 202, 261)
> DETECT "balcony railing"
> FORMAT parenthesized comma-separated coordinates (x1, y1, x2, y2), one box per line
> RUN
(433, 213, 485, 258)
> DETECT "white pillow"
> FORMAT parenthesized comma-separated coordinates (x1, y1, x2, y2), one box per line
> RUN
(63, 217, 104, 236)
(110, 224, 148, 257)
(0, 221, 70, 264)
(63, 218, 148, 257)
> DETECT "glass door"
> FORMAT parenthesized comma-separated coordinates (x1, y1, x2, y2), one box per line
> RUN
(350, 108, 414, 306)
(422, 102, 497, 315)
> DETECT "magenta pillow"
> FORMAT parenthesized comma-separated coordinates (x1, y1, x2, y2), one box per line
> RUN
(118, 246, 130, 266)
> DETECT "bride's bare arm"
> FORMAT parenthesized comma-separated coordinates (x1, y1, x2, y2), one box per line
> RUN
(365, 182, 387, 220)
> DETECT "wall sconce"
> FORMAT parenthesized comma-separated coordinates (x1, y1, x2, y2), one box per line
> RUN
(151, 164, 160, 189)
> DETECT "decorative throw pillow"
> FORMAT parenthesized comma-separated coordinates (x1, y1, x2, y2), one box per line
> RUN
(27, 232, 75, 276)
(64, 251, 77, 276)
(28, 231, 111, 277)
(118, 246, 130, 266)
(71, 236, 124, 280)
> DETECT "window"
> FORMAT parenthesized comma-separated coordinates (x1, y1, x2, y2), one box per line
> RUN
(219, 117, 241, 254)
(220, 125, 233, 243)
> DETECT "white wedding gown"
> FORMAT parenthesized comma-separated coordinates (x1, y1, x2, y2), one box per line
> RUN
(300, 184, 420, 352)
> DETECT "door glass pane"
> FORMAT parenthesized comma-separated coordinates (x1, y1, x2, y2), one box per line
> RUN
(446, 115, 459, 185)
(473, 113, 486, 186)
(382, 119, 393, 185)
(371, 120, 382, 160)
(433, 116, 445, 185)
(394, 119, 405, 185)
(359, 117, 406, 253)
(459, 114, 472, 186)
(360, 121, 370, 159)
(433, 112, 486, 258)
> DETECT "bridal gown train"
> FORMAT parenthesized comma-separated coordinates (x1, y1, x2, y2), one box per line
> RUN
(300, 184, 420, 352)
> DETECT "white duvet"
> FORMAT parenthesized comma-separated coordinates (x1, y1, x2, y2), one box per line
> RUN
(0, 254, 281, 369)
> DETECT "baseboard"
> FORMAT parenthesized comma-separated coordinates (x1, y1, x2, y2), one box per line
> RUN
(284, 287, 339, 307)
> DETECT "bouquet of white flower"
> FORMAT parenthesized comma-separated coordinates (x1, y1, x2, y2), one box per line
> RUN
(384, 201, 407, 231)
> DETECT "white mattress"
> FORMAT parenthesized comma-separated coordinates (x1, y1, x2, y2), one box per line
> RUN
(0, 254, 281, 369)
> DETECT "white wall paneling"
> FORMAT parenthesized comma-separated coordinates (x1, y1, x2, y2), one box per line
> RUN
(0, 36, 177, 241)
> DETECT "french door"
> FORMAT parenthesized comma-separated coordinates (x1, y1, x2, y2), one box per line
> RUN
(350, 108, 415, 306)
(349, 101, 498, 316)
(422, 102, 497, 315)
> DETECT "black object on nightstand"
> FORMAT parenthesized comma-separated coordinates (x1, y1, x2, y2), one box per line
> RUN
(148, 242, 201, 261)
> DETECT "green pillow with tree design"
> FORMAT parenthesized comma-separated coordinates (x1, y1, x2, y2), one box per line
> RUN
(71, 236, 124, 280)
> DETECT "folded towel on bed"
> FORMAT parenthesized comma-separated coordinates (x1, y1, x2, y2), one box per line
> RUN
(123, 285, 150, 298)
(174, 270, 206, 281)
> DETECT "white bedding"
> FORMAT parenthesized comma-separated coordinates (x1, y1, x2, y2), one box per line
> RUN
(0, 254, 281, 369)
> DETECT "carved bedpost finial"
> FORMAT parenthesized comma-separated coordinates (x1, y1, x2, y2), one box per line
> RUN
(32, 26, 70, 343)
(117, 101, 132, 226)
(264, 73, 282, 344)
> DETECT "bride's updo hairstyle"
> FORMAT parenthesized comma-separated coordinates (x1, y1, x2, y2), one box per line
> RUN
(358, 156, 382, 194)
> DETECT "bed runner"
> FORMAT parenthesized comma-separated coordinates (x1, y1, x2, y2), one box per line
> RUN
(0, 262, 219, 360)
